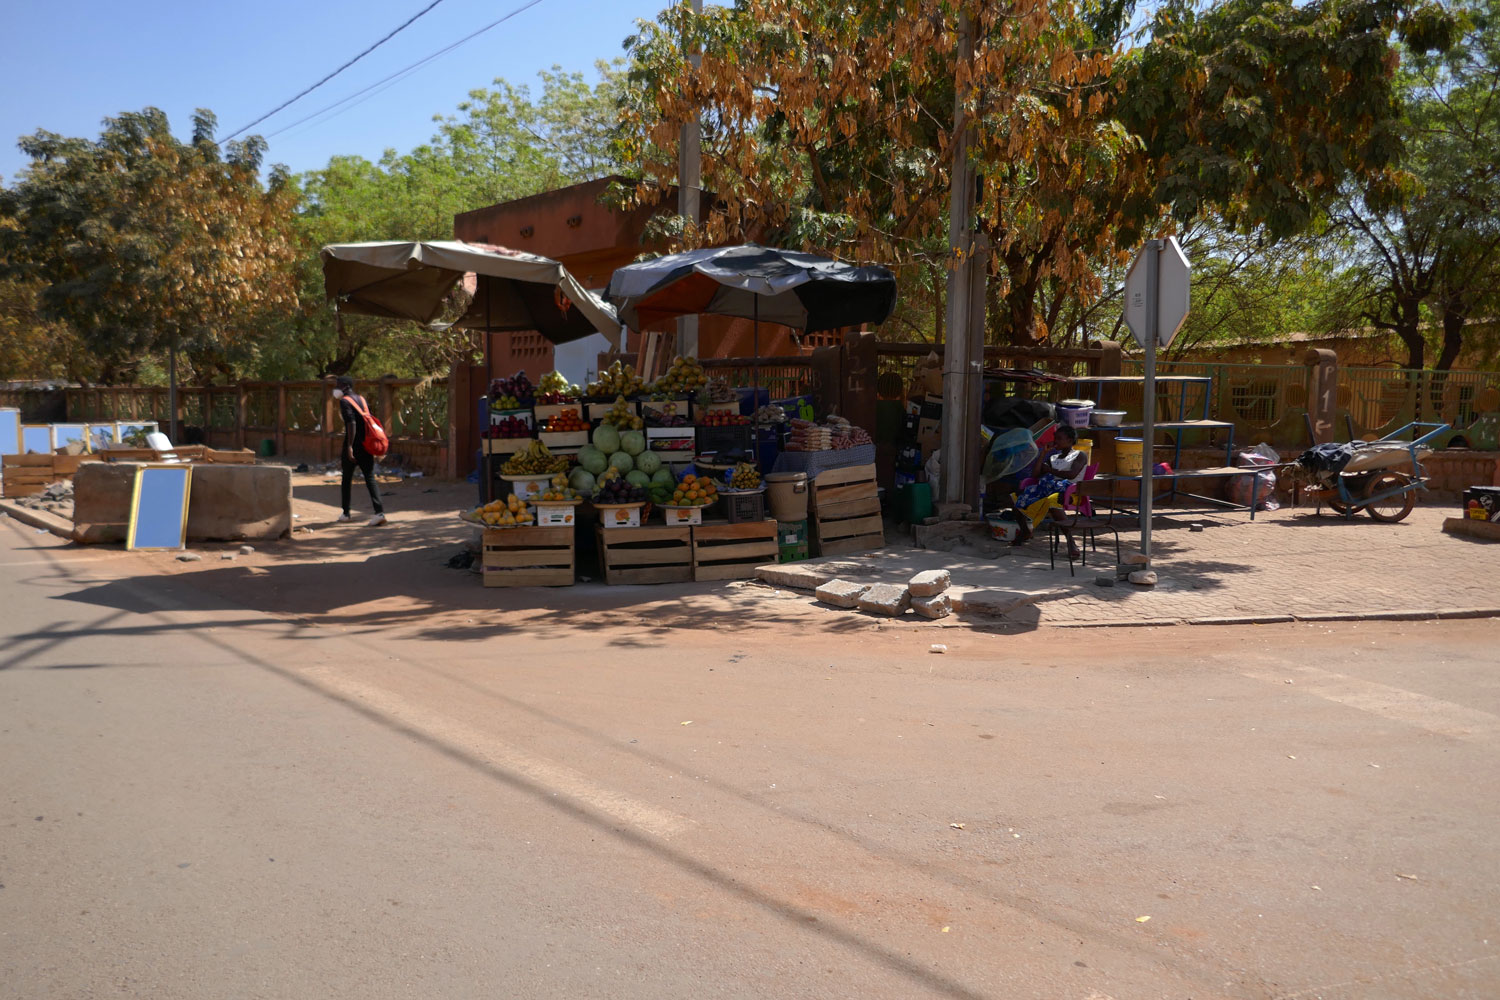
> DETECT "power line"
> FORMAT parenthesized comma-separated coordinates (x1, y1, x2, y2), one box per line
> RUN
(264, 0, 549, 142)
(224, 0, 452, 141)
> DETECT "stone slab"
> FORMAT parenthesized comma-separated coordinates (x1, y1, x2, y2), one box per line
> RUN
(72, 462, 292, 543)
(756, 563, 833, 591)
(908, 569, 951, 598)
(911, 593, 952, 619)
(857, 583, 910, 617)
(815, 579, 870, 608)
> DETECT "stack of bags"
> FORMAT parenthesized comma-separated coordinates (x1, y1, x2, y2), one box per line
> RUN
(788, 418, 833, 452)
(825, 416, 873, 450)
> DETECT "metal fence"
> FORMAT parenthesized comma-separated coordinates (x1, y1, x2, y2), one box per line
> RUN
(1340, 366, 1500, 439)
(1122, 360, 1311, 445)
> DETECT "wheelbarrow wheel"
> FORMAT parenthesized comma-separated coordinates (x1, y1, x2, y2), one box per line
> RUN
(1365, 472, 1415, 523)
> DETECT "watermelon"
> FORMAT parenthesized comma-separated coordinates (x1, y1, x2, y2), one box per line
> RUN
(592, 423, 621, 455)
(620, 429, 646, 456)
(625, 470, 650, 488)
(650, 467, 675, 488)
(608, 450, 634, 474)
(577, 445, 607, 475)
(568, 467, 597, 494)
(636, 450, 662, 476)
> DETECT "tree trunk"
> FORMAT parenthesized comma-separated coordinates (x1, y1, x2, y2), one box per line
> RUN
(1392, 296, 1425, 371)
(1429, 303, 1468, 423)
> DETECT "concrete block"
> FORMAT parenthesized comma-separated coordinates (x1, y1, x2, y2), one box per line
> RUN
(857, 583, 910, 617)
(187, 464, 292, 541)
(908, 569, 951, 597)
(911, 593, 952, 619)
(756, 563, 832, 591)
(935, 502, 972, 521)
(815, 579, 870, 608)
(72, 462, 292, 544)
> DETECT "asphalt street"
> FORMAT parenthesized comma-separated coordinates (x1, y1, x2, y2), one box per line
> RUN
(1, 515, 1497, 999)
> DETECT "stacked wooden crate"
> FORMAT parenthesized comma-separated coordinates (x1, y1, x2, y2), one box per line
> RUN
(595, 524, 693, 585)
(809, 463, 884, 556)
(2, 454, 100, 498)
(481, 527, 576, 587)
(690, 521, 778, 581)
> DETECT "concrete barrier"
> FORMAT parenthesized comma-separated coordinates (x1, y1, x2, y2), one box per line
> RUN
(73, 462, 292, 544)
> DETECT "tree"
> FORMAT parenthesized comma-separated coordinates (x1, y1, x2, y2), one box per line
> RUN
(1338, 0, 1500, 373)
(616, 0, 1453, 345)
(0, 109, 300, 383)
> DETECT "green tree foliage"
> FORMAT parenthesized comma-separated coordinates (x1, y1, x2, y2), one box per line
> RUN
(1332, 0, 1500, 371)
(616, 0, 1452, 345)
(0, 109, 299, 384)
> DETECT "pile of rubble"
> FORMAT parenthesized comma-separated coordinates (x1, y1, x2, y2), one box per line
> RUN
(13, 480, 74, 517)
(815, 569, 953, 620)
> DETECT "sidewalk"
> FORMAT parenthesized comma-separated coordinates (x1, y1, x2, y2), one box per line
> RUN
(757, 505, 1500, 628)
(5, 474, 1497, 631)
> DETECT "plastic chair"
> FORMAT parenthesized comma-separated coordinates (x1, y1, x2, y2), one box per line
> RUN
(1018, 463, 1099, 517)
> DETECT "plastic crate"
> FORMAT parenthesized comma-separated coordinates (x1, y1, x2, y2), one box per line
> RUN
(724, 491, 766, 524)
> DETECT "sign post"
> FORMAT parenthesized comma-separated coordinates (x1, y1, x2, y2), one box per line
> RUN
(1122, 237, 1190, 566)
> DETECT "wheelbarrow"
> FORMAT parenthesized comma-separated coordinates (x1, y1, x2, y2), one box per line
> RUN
(1296, 421, 1449, 523)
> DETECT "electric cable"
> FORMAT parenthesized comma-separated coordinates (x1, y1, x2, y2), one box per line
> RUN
(224, 0, 451, 141)
(263, 0, 548, 141)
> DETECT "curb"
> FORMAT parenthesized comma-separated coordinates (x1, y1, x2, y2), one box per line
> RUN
(0, 500, 75, 540)
(1054, 608, 1500, 628)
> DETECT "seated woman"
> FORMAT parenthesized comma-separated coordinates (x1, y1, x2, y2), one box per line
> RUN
(1010, 425, 1087, 558)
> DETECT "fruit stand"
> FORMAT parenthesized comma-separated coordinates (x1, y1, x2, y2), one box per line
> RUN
(467, 358, 883, 587)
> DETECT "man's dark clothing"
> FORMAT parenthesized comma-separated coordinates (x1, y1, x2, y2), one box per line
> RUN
(339, 393, 383, 516)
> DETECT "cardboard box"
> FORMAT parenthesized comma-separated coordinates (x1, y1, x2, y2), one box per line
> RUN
(917, 418, 941, 457)
(535, 503, 580, 527)
(663, 506, 704, 526)
(1465, 486, 1500, 522)
(598, 504, 643, 528)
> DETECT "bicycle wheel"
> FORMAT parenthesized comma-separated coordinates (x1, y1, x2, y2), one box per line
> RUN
(1364, 472, 1415, 522)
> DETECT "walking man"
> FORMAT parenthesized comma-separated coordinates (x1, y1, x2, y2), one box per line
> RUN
(333, 376, 387, 526)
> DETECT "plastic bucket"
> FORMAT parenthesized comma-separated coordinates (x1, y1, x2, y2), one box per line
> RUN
(1116, 437, 1143, 476)
(986, 515, 1020, 542)
(1056, 399, 1095, 428)
(1075, 438, 1093, 464)
(765, 471, 809, 521)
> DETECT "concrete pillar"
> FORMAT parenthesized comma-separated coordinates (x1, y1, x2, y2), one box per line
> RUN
(809, 344, 842, 419)
(1305, 348, 1338, 444)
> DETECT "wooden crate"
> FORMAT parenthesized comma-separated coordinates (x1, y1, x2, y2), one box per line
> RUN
(206, 448, 256, 464)
(691, 521, 778, 581)
(483, 436, 532, 455)
(2, 453, 101, 497)
(809, 463, 884, 556)
(482, 527, 575, 587)
(595, 524, 693, 585)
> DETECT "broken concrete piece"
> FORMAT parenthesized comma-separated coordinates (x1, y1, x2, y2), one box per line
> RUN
(1122, 552, 1150, 566)
(239, 545, 255, 555)
(857, 583, 911, 617)
(935, 502, 972, 521)
(1128, 569, 1158, 586)
(176, 552, 202, 562)
(816, 579, 871, 608)
(1190, 523, 1205, 532)
(911, 593, 953, 619)
(908, 569, 952, 597)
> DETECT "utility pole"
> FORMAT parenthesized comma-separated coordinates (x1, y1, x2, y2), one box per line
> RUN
(676, 0, 703, 359)
(939, 13, 982, 508)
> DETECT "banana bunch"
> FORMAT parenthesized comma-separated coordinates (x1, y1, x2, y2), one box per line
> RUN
(600, 395, 644, 430)
(501, 439, 570, 475)
(651, 355, 707, 394)
(730, 462, 761, 490)
(587, 360, 645, 399)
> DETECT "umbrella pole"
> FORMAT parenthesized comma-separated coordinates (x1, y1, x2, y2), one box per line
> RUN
(484, 284, 493, 504)
(753, 297, 760, 422)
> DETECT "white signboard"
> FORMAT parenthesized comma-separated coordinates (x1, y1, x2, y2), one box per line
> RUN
(1123, 237, 1190, 348)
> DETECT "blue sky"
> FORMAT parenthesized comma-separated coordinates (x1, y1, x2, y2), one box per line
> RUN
(0, 0, 666, 183)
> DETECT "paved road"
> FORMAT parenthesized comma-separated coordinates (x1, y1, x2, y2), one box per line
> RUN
(2, 515, 1498, 999)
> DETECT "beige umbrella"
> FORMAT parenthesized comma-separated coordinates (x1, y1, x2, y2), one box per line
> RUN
(320, 240, 620, 344)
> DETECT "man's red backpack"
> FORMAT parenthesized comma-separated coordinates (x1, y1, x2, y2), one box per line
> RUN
(342, 393, 390, 458)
